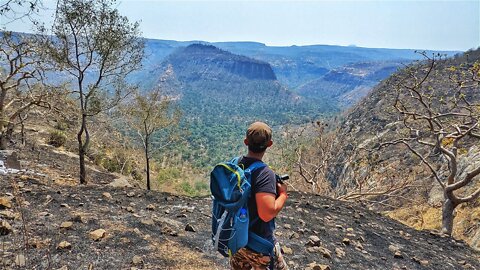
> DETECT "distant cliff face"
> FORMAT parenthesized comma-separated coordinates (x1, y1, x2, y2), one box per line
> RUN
(164, 44, 277, 82)
(296, 62, 402, 108)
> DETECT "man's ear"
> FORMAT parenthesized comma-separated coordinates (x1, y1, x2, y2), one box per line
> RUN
(266, 140, 273, 147)
(244, 138, 249, 146)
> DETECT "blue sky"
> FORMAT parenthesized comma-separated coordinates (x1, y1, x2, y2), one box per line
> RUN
(3, 0, 480, 51)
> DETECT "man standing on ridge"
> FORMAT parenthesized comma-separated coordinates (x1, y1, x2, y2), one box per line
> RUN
(230, 121, 289, 270)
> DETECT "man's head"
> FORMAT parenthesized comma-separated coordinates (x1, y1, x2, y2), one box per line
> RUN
(244, 121, 273, 153)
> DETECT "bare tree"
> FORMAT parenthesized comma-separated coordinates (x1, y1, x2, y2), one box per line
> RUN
(287, 120, 419, 208)
(382, 52, 480, 235)
(290, 121, 337, 193)
(122, 87, 181, 190)
(0, 31, 50, 149)
(46, 0, 144, 184)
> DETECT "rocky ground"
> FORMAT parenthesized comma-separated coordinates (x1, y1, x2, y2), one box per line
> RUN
(0, 146, 480, 269)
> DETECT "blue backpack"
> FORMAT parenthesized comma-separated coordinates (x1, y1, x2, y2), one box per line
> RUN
(210, 157, 275, 257)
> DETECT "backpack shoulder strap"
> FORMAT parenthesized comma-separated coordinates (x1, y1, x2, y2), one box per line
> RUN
(230, 156, 242, 165)
(247, 161, 266, 173)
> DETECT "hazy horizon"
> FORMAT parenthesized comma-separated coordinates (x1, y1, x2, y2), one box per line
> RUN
(2, 0, 479, 51)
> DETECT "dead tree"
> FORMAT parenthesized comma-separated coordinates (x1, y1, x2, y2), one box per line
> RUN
(292, 121, 336, 193)
(382, 52, 480, 235)
(0, 31, 49, 149)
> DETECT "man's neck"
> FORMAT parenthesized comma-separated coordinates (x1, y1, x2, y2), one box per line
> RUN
(245, 151, 265, 161)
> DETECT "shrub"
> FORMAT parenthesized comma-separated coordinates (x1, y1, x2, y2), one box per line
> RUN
(180, 181, 196, 196)
(157, 167, 181, 184)
(48, 130, 67, 147)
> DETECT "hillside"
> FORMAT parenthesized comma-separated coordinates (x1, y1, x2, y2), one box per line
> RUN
(154, 44, 335, 166)
(129, 39, 459, 111)
(1, 145, 479, 270)
(324, 49, 480, 248)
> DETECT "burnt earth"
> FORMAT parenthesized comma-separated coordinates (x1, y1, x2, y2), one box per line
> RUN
(1, 174, 479, 270)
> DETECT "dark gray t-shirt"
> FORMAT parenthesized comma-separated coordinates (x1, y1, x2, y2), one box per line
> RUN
(239, 156, 277, 244)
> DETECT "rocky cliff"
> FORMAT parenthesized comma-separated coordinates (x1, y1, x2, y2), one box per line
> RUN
(163, 44, 277, 82)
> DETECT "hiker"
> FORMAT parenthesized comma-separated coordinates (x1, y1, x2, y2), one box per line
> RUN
(229, 121, 289, 270)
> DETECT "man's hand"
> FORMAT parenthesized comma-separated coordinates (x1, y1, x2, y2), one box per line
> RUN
(276, 182, 288, 197)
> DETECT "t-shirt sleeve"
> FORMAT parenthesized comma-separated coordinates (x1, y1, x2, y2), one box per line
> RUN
(253, 167, 277, 195)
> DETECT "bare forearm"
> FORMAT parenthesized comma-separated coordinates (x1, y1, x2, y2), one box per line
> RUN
(273, 192, 288, 216)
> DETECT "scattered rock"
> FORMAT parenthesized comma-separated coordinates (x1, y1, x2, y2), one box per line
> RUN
(30, 238, 51, 249)
(140, 219, 155, 226)
(126, 206, 135, 213)
(146, 204, 155, 211)
(335, 247, 345, 258)
(388, 244, 400, 253)
(39, 211, 51, 217)
(108, 174, 133, 188)
(394, 251, 404, 259)
(185, 224, 196, 232)
(354, 241, 364, 250)
(60, 221, 73, 229)
(57, 266, 68, 270)
(307, 235, 321, 246)
(132, 255, 143, 265)
(289, 232, 300, 239)
(60, 203, 69, 208)
(89, 229, 106, 241)
(0, 209, 17, 220)
(413, 256, 429, 266)
(57, 241, 72, 250)
(0, 197, 12, 209)
(282, 246, 293, 255)
(154, 217, 183, 229)
(308, 262, 331, 270)
(319, 246, 332, 259)
(126, 192, 135, 198)
(0, 220, 13, 235)
(15, 254, 26, 267)
(102, 192, 113, 200)
(342, 238, 350, 245)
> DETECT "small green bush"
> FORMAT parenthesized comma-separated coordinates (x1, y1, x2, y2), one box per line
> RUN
(180, 181, 196, 196)
(157, 167, 181, 184)
(194, 181, 209, 193)
(178, 180, 209, 197)
(54, 121, 69, 131)
(48, 130, 67, 147)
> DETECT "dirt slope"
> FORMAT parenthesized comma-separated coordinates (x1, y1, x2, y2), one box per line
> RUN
(1, 172, 479, 270)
